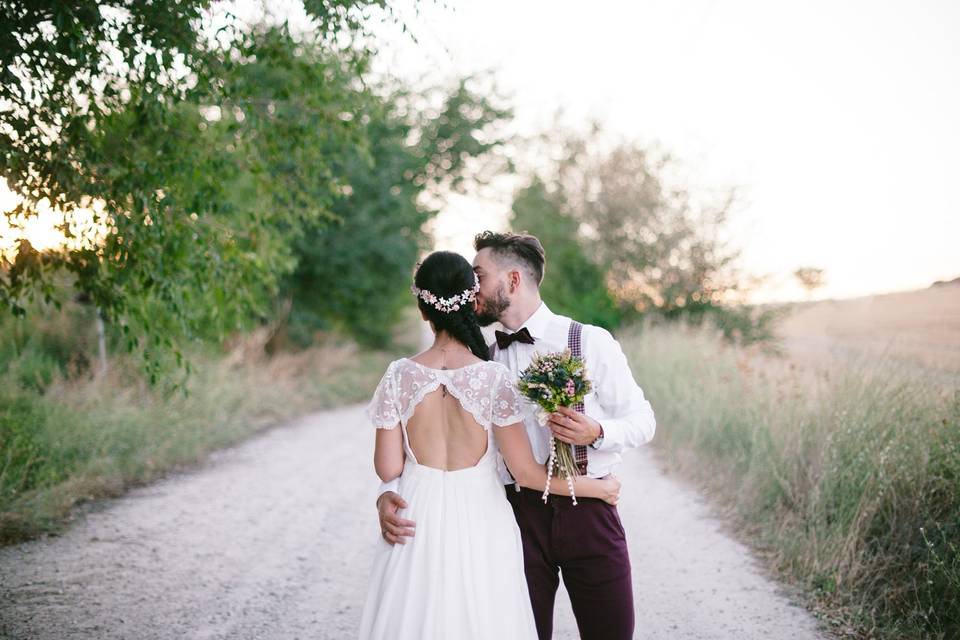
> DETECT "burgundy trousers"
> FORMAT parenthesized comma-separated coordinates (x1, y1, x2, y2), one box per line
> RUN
(505, 485, 635, 640)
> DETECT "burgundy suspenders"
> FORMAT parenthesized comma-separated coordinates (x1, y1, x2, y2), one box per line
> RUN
(567, 320, 590, 475)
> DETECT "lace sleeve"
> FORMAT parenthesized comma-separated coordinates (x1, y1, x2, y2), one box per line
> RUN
(491, 366, 525, 427)
(365, 361, 401, 429)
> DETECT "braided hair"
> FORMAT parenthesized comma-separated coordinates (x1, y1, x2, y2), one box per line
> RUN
(413, 251, 490, 361)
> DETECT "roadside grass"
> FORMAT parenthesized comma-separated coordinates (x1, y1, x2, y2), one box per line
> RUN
(0, 304, 420, 546)
(621, 320, 960, 640)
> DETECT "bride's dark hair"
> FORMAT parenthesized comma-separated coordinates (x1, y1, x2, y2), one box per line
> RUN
(413, 251, 490, 361)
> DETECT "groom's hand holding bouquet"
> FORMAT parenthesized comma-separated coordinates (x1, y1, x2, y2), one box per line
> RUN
(517, 349, 603, 505)
(547, 405, 604, 446)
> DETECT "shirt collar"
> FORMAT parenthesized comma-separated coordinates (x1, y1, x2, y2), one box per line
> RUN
(516, 301, 555, 340)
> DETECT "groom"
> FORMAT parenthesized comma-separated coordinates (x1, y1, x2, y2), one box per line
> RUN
(376, 230, 656, 640)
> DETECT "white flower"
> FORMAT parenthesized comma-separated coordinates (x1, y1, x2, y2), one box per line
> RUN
(410, 272, 480, 313)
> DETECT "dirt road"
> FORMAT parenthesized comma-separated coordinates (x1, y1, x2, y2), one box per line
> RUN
(0, 400, 830, 639)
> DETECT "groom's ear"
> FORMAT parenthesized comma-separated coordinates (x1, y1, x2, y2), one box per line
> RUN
(507, 269, 522, 293)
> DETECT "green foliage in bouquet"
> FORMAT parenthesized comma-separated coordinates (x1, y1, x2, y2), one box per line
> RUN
(517, 349, 593, 498)
(517, 349, 593, 413)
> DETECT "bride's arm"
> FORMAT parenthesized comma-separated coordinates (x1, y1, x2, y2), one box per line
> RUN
(493, 421, 619, 504)
(375, 428, 414, 546)
(374, 426, 405, 482)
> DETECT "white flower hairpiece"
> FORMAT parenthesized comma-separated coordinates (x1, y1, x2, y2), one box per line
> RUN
(410, 272, 480, 313)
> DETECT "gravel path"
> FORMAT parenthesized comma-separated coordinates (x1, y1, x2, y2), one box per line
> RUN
(0, 404, 830, 639)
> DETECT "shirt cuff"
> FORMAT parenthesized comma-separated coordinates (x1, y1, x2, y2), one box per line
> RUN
(595, 418, 627, 453)
(376, 477, 400, 503)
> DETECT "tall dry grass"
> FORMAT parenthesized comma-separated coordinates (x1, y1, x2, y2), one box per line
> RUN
(622, 320, 959, 639)
(0, 309, 420, 546)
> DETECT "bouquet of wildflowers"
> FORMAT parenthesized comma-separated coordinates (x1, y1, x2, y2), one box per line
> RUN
(516, 349, 593, 504)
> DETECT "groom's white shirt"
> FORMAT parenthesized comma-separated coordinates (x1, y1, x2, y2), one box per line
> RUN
(488, 301, 656, 483)
(376, 301, 656, 497)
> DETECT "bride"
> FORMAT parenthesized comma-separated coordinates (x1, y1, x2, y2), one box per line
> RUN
(358, 250, 620, 640)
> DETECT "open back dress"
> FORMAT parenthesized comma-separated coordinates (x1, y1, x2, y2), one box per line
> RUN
(357, 357, 538, 640)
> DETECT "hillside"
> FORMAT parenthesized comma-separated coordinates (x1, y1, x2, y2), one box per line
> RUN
(774, 281, 960, 378)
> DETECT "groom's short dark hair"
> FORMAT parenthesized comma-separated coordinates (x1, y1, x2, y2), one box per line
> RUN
(474, 231, 546, 288)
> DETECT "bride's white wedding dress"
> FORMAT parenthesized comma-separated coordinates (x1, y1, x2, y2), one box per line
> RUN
(358, 358, 538, 640)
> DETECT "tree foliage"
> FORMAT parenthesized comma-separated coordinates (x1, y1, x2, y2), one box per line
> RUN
(280, 77, 511, 347)
(528, 126, 745, 321)
(794, 266, 826, 297)
(509, 177, 620, 329)
(508, 124, 781, 343)
(0, 1, 454, 385)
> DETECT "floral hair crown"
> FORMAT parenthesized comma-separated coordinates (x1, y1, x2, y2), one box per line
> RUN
(410, 272, 480, 313)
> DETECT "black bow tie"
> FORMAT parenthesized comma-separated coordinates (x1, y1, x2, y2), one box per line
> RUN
(495, 327, 535, 350)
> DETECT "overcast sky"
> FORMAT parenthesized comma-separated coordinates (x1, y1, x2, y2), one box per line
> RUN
(4, 1, 957, 303)
(372, 0, 960, 302)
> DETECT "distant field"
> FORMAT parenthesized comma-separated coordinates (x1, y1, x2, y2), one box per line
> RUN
(772, 283, 960, 381)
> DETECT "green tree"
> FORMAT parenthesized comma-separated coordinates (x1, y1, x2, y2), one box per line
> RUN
(0, 1, 407, 385)
(513, 123, 780, 344)
(546, 126, 744, 321)
(280, 77, 513, 347)
(509, 177, 619, 329)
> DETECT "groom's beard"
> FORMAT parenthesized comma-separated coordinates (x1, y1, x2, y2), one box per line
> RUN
(475, 284, 510, 326)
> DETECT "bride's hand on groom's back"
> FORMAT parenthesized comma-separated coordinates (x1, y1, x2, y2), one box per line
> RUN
(377, 492, 416, 545)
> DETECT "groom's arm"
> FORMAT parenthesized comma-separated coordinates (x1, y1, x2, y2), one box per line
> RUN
(585, 326, 656, 453)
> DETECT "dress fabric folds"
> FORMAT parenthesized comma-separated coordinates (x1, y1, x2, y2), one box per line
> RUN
(358, 358, 538, 640)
